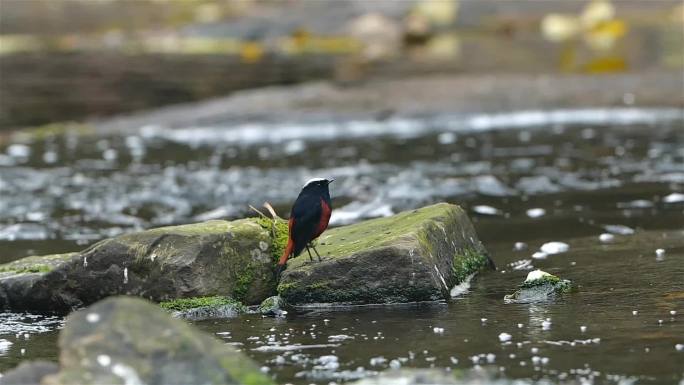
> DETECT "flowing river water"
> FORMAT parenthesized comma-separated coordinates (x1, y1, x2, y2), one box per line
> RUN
(0, 108, 683, 384)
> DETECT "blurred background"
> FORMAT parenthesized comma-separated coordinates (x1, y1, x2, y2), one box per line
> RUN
(0, 0, 682, 129)
(1, 2, 684, 384)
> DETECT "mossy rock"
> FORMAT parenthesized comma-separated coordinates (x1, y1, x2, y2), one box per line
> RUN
(41, 296, 273, 385)
(0, 253, 76, 278)
(504, 271, 573, 303)
(160, 296, 247, 320)
(258, 295, 287, 317)
(0, 218, 288, 312)
(278, 203, 494, 305)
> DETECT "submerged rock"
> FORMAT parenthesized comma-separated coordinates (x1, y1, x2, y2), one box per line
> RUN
(258, 295, 288, 317)
(504, 269, 572, 303)
(278, 203, 494, 306)
(160, 296, 247, 321)
(38, 296, 273, 385)
(0, 219, 286, 312)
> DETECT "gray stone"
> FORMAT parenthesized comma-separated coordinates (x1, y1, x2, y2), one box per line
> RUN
(40, 296, 273, 385)
(258, 296, 287, 317)
(0, 360, 59, 385)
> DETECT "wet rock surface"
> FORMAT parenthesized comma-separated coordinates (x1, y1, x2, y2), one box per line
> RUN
(258, 295, 288, 317)
(0, 219, 282, 312)
(38, 296, 273, 385)
(504, 270, 572, 303)
(278, 203, 494, 306)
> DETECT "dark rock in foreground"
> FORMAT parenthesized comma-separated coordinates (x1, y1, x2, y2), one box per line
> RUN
(278, 203, 494, 306)
(38, 296, 273, 385)
(504, 270, 572, 303)
(0, 219, 284, 312)
(0, 361, 59, 385)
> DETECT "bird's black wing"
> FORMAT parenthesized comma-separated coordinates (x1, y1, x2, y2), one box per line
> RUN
(290, 194, 323, 256)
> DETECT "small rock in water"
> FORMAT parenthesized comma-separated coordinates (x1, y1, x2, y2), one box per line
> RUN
(498, 332, 512, 342)
(526, 208, 546, 218)
(472, 205, 502, 216)
(540, 242, 569, 254)
(599, 233, 615, 243)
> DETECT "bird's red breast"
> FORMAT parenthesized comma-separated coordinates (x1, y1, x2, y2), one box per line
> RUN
(313, 198, 332, 239)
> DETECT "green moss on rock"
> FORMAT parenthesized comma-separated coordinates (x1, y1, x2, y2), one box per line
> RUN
(256, 217, 289, 263)
(0, 253, 75, 277)
(451, 248, 491, 284)
(159, 296, 245, 312)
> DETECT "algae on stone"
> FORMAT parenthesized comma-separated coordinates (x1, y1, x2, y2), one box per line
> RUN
(278, 203, 493, 305)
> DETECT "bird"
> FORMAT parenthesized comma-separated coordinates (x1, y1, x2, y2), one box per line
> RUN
(276, 178, 334, 276)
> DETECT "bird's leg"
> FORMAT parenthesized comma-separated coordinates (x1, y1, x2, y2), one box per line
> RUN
(305, 246, 314, 262)
(311, 244, 322, 262)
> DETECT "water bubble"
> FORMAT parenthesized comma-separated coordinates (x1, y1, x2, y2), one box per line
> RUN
(517, 323, 524, 329)
(532, 252, 548, 260)
(123, 267, 129, 284)
(542, 320, 552, 330)
(663, 193, 684, 203)
(86, 313, 100, 323)
(7, 144, 31, 158)
(389, 359, 401, 369)
(526, 208, 546, 218)
(632, 310, 638, 316)
(580, 326, 587, 333)
(513, 242, 528, 251)
(369, 356, 386, 366)
(675, 344, 684, 352)
(531, 347, 539, 354)
(599, 233, 615, 243)
(432, 327, 444, 334)
(670, 310, 677, 316)
(97, 354, 111, 367)
(655, 249, 666, 261)
(449, 356, 458, 364)
(498, 333, 512, 342)
(472, 205, 502, 216)
(540, 241, 569, 254)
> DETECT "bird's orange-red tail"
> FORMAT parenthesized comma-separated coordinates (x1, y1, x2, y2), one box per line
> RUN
(278, 238, 294, 266)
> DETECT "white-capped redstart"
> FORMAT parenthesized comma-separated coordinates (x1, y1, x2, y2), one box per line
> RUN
(276, 178, 333, 276)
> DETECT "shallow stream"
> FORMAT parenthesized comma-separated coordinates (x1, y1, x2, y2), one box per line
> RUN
(1, 108, 683, 384)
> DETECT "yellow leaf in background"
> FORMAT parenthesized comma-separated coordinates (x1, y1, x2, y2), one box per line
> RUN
(240, 42, 264, 63)
(585, 20, 627, 51)
(583, 56, 627, 73)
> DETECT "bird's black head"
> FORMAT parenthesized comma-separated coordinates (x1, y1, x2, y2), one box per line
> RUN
(301, 178, 334, 200)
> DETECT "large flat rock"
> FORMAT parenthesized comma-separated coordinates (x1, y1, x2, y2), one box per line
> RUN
(278, 203, 494, 305)
(0, 219, 283, 312)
